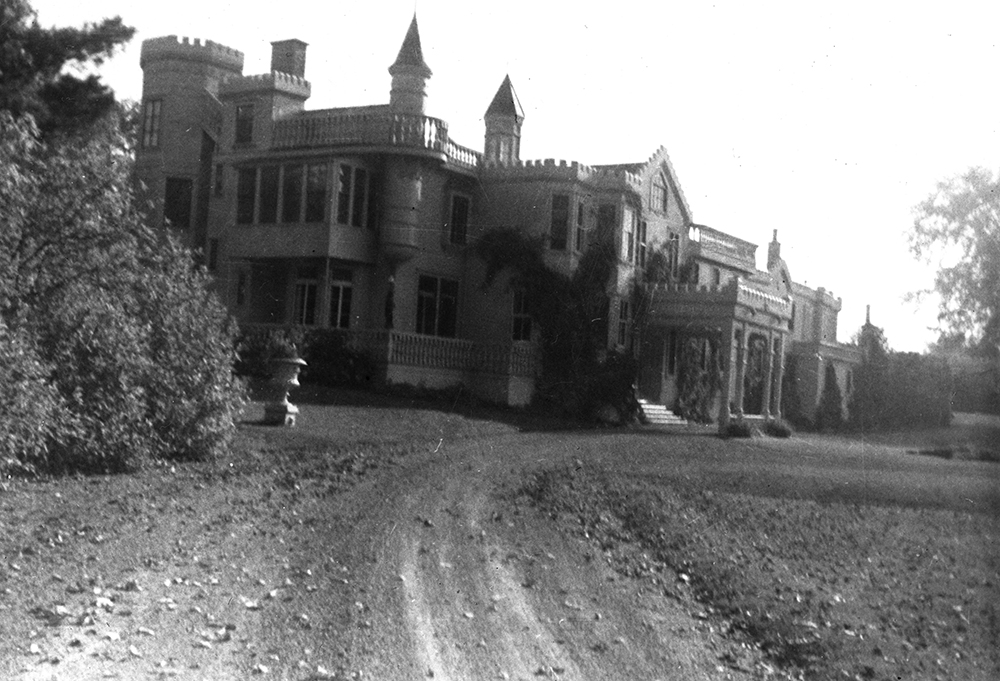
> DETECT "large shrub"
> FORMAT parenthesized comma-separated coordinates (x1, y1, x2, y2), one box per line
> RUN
(815, 363, 844, 431)
(0, 112, 244, 475)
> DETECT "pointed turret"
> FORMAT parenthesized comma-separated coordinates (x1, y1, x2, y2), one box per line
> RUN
(389, 15, 432, 114)
(484, 75, 524, 165)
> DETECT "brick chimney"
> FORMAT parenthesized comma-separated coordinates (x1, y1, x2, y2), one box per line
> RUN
(270, 39, 307, 77)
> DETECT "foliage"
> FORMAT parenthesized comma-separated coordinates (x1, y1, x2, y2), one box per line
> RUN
(815, 363, 844, 432)
(236, 328, 303, 379)
(848, 320, 952, 431)
(0, 112, 244, 475)
(910, 167, 1000, 355)
(763, 418, 793, 438)
(674, 334, 721, 423)
(780, 353, 808, 428)
(475, 227, 637, 422)
(0, 0, 135, 137)
(723, 418, 755, 438)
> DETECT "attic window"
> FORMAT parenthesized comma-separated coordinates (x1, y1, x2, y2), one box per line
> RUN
(652, 174, 668, 213)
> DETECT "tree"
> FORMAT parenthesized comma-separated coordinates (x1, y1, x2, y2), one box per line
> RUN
(1, 111, 244, 475)
(0, 0, 135, 136)
(815, 363, 844, 431)
(910, 167, 1000, 355)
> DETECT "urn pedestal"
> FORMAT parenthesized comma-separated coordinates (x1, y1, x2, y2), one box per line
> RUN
(263, 357, 307, 426)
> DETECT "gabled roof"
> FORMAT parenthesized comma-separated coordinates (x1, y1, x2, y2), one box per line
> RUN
(391, 15, 431, 75)
(485, 75, 524, 122)
(594, 146, 694, 223)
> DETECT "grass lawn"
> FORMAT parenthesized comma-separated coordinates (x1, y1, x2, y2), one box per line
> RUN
(519, 419, 1000, 680)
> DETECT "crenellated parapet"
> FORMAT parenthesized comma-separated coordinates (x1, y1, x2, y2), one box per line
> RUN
(480, 158, 642, 191)
(219, 71, 311, 99)
(140, 35, 244, 72)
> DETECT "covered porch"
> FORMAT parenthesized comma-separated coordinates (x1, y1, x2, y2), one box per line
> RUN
(641, 277, 792, 428)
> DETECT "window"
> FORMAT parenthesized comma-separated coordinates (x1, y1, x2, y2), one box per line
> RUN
(329, 268, 353, 330)
(214, 164, 224, 197)
(550, 194, 569, 250)
(416, 275, 458, 338)
(282, 164, 303, 223)
(597, 204, 616, 243)
(638, 220, 648, 268)
(141, 99, 161, 149)
(667, 232, 680, 278)
(713, 267, 722, 286)
(305, 164, 327, 223)
(235, 104, 254, 145)
(163, 177, 193, 228)
(651, 175, 668, 213)
(294, 275, 318, 326)
(236, 168, 256, 225)
(448, 194, 470, 245)
(617, 299, 630, 347)
(512, 288, 531, 341)
(575, 201, 586, 252)
(622, 207, 636, 262)
(335, 164, 369, 227)
(207, 238, 219, 272)
(258, 166, 280, 224)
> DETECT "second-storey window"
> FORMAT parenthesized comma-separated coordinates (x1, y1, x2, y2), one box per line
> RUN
(141, 99, 161, 149)
(164, 177, 193, 229)
(258, 166, 280, 224)
(336, 164, 370, 227)
(638, 220, 648, 268)
(305, 164, 327, 223)
(575, 201, 586, 252)
(622, 207, 636, 263)
(235, 104, 254, 145)
(550, 194, 569, 250)
(448, 194, 470, 245)
(416, 275, 458, 338)
(282, 164, 303, 223)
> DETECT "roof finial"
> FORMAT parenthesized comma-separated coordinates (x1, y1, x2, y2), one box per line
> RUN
(865, 304, 871, 325)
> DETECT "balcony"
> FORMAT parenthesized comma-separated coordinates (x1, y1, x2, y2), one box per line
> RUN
(644, 278, 792, 331)
(271, 110, 481, 171)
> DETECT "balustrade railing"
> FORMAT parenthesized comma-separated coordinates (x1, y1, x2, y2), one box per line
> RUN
(272, 111, 481, 169)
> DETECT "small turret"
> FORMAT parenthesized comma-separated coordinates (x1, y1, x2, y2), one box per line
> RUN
(484, 75, 524, 165)
(271, 39, 307, 77)
(767, 229, 781, 271)
(389, 15, 432, 115)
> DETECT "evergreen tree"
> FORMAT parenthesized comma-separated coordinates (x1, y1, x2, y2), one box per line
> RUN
(816, 363, 844, 431)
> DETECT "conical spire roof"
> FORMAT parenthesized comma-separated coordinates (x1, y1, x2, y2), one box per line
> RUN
(486, 75, 524, 122)
(390, 15, 431, 76)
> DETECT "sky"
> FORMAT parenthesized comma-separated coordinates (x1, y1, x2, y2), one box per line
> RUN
(32, 0, 1000, 351)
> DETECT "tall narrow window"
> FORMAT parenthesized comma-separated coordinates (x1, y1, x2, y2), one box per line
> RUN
(141, 99, 161, 149)
(282, 164, 303, 223)
(449, 194, 470, 245)
(667, 232, 680, 278)
(550, 194, 569, 250)
(575, 202, 587, 252)
(638, 220, 648, 267)
(617, 299, 630, 347)
(294, 277, 318, 326)
(416, 275, 458, 338)
(235, 104, 254, 145)
(512, 288, 532, 341)
(336, 165, 352, 225)
(351, 167, 368, 227)
(236, 168, 256, 225)
(163, 177, 193, 228)
(305, 164, 327, 223)
(652, 175, 668, 213)
(258, 166, 279, 224)
(622, 207, 635, 262)
(329, 268, 353, 330)
(597, 204, 616, 244)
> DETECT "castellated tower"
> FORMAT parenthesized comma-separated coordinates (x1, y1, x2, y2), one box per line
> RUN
(137, 36, 244, 249)
(484, 75, 524, 165)
(388, 15, 432, 115)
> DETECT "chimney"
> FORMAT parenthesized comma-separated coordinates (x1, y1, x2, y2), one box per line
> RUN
(270, 39, 307, 77)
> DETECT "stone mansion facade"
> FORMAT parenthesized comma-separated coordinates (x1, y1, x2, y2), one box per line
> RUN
(135, 16, 860, 425)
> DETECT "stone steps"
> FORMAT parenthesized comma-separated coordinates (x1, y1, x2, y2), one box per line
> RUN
(637, 399, 688, 427)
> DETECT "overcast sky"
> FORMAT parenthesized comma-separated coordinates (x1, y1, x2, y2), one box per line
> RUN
(33, 0, 1000, 350)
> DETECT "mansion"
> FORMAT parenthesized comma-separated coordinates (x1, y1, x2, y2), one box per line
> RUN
(135, 16, 860, 426)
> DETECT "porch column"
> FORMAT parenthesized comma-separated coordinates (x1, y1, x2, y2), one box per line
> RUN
(717, 322, 736, 431)
(771, 335, 785, 419)
(732, 325, 748, 417)
(761, 331, 774, 419)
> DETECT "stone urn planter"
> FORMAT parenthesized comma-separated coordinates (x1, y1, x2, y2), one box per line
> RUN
(263, 357, 308, 426)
